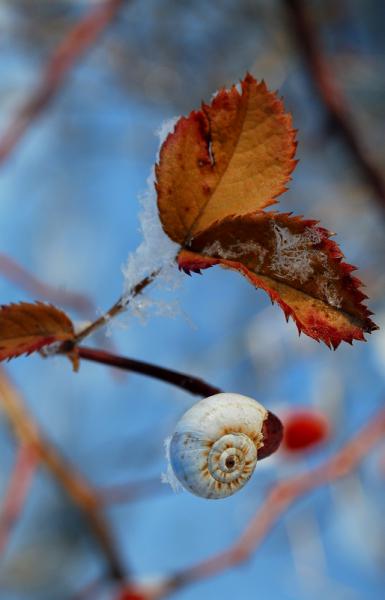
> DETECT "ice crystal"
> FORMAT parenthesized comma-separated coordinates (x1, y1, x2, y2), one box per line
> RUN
(203, 239, 267, 267)
(161, 436, 183, 493)
(121, 118, 183, 318)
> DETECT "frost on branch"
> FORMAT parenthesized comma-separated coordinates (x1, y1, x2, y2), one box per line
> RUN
(0, 302, 75, 361)
(121, 119, 182, 317)
(178, 213, 377, 348)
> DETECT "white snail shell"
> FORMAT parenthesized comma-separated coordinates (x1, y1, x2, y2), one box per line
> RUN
(168, 393, 269, 499)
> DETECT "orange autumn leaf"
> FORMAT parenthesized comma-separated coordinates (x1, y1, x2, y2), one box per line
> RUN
(156, 73, 376, 348)
(178, 213, 377, 348)
(0, 302, 75, 361)
(156, 73, 297, 244)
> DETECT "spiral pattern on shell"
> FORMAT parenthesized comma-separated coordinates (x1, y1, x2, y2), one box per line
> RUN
(168, 393, 268, 499)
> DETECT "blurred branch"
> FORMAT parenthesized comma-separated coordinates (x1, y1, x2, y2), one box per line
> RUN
(163, 406, 385, 593)
(71, 576, 106, 600)
(0, 253, 126, 381)
(283, 0, 385, 213)
(0, 444, 38, 555)
(98, 476, 167, 506)
(0, 0, 126, 164)
(0, 368, 126, 582)
(77, 345, 222, 397)
(0, 253, 94, 317)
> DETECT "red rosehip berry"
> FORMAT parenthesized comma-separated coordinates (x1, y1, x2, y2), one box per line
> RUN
(283, 410, 329, 452)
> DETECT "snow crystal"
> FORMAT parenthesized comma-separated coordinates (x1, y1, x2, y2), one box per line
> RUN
(202, 239, 267, 267)
(161, 436, 183, 493)
(234, 81, 242, 94)
(303, 226, 323, 245)
(128, 296, 182, 325)
(121, 118, 184, 318)
(270, 222, 316, 283)
(269, 222, 342, 308)
(211, 81, 242, 101)
(155, 116, 179, 159)
(73, 320, 93, 335)
(318, 279, 342, 309)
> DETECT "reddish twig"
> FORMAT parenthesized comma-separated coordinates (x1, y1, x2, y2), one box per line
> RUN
(0, 253, 94, 317)
(164, 406, 385, 591)
(75, 346, 282, 460)
(0, 0, 125, 164)
(77, 345, 222, 398)
(283, 0, 385, 212)
(0, 444, 38, 555)
(98, 476, 167, 506)
(0, 368, 126, 582)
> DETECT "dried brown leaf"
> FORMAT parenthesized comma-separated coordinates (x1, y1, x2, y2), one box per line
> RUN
(0, 302, 75, 361)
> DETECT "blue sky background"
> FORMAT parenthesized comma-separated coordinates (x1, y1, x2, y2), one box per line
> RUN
(0, 1, 384, 599)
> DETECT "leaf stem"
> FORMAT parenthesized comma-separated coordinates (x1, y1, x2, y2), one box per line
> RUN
(74, 271, 159, 344)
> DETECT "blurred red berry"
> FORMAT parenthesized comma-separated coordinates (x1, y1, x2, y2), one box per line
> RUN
(117, 589, 146, 600)
(283, 410, 329, 452)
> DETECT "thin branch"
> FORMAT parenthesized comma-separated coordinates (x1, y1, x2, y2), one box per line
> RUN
(0, 444, 38, 555)
(75, 347, 283, 460)
(0, 253, 94, 317)
(283, 0, 385, 213)
(0, 253, 126, 381)
(75, 346, 282, 459)
(0, 0, 126, 164)
(166, 406, 385, 592)
(98, 476, 167, 506)
(0, 368, 126, 582)
(77, 345, 222, 398)
(74, 272, 159, 344)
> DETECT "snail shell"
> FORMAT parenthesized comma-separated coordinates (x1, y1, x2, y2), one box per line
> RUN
(168, 392, 271, 499)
